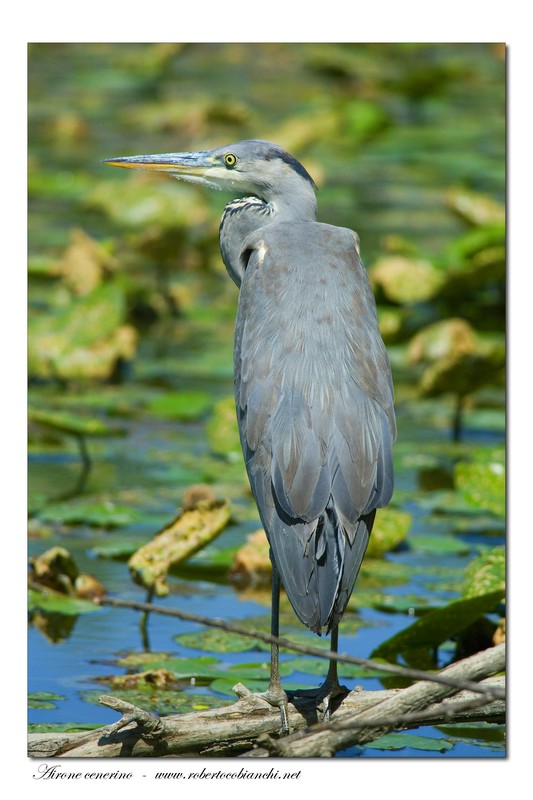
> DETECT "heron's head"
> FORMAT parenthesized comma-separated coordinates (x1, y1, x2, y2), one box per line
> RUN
(104, 140, 317, 218)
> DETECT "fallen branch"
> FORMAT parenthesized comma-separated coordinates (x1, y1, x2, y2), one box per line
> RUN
(27, 645, 505, 758)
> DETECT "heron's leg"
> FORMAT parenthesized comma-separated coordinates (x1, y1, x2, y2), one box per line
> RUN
(321, 624, 344, 721)
(259, 559, 290, 732)
(288, 624, 347, 721)
(233, 560, 289, 733)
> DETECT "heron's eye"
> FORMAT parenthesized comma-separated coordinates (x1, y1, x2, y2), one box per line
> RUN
(224, 153, 237, 169)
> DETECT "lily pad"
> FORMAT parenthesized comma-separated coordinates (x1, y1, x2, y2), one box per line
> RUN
(369, 255, 445, 304)
(454, 460, 505, 517)
(155, 660, 221, 682)
(88, 177, 210, 230)
(29, 407, 126, 438)
(117, 652, 219, 675)
(82, 688, 228, 715)
(409, 534, 471, 556)
(29, 722, 101, 733)
(91, 537, 140, 559)
(206, 395, 241, 458)
(175, 628, 256, 654)
(366, 732, 453, 752)
(436, 723, 506, 746)
(28, 588, 101, 616)
(147, 390, 212, 421)
(408, 318, 478, 365)
(209, 661, 294, 696)
(351, 590, 432, 615)
(366, 507, 411, 557)
(209, 678, 268, 696)
(283, 656, 392, 679)
(372, 589, 505, 663)
(28, 691, 65, 710)
(56, 228, 119, 296)
(28, 281, 137, 381)
(36, 500, 141, 528)
(419, 351, 505, 400)
(446, 188, 505, 227)
(462, 547, 505, 599)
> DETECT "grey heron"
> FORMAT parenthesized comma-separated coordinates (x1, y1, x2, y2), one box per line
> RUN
(104, 140, 396, 732)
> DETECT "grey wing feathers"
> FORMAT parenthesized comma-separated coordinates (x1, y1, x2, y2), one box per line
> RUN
(234, 221, 395, 634)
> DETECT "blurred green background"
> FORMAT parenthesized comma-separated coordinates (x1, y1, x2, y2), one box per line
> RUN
(28, 43, 505, 755)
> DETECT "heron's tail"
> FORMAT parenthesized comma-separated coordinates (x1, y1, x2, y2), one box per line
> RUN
(268, 499, 375, 635)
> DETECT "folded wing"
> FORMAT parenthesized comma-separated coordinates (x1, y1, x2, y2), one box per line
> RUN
(235, 221, 395, 633)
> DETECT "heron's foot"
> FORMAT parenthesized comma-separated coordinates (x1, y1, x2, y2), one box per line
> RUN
(233, 682, 290, 734)
(288, 678, 348, 722)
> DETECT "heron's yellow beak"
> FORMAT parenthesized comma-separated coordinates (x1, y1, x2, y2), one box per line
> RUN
(103, 151, 214, 177)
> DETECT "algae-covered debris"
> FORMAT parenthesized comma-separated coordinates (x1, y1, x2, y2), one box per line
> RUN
(128, 491, 232, 595)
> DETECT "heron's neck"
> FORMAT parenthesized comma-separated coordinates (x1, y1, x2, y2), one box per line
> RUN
(220, 187, 317, 287)
(268, 177, 318, 223)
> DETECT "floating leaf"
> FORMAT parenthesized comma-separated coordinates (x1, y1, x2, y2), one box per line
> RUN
(147, 390, 212, 421)
(454, 460, 505, 517)
(208, 661, 292, 696)
(206, 395, 241, 457)
(436, 723, 506, 746)
(128, 499, 231, 595)
(28, 691, 65, 710)
(91, 537, 140, 559)
(117, 654, 222, 682)
(442, 222, 505, 267)
(462, 547, 505, 599)
(82, 688, 228, 715)
(408, 319, 505, 404)
(283, 656, 392, 679)
(366, 507, 411, 557)
(351, 590, 432, 614)
(175, 628, 255, 654)
(87, 177, 210, 230)
(446, 188, 505, 227)
(366, 732, 453, 751)
(359, 558, 412, 585)
(369, 256, 445, 303)
(29, 407, 125, 438)
(56, 228, 118, 296)
(408, 318, 478, 365)
(28, 282, 137, 381)
(343, 98, 391, 142)
(29, 722, 101, 733)
(210, 678, 268, 696)
(28, 588, 101, 616)
(372, 590, 504, 663)
(409, 534, 471, 556)
(118, 652, 216, 668)
(37, 501, 141, 528)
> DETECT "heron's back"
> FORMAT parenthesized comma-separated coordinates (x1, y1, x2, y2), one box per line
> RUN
(234, 221, 395, 633)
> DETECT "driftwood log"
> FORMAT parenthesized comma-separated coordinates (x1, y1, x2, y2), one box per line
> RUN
(28, 643, 505, 758)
